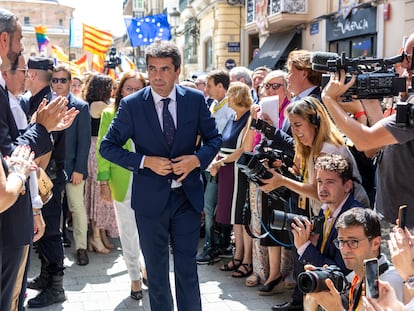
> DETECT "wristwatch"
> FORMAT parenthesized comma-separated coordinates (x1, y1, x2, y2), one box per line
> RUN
(404, 275, 414, 289)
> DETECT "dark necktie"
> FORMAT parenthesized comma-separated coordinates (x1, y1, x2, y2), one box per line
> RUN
(162, 98, 175, 145)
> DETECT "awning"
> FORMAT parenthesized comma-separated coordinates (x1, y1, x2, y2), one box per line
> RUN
(248, 31, 297, 70)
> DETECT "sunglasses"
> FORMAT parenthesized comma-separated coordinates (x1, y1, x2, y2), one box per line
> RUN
(263, 82, 283, 90)
(51, 78, 68, 84)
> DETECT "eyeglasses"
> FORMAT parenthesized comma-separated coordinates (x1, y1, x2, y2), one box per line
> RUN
(123, 86, 140, 93)
(13, 68, 28, 75)
(51, 78, 68, 84)
(263, 83, 283, 90)
(195, 82, 206, 86)
(333, 237, 372, 249)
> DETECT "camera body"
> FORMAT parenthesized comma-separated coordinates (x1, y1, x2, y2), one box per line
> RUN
(297, 265, 345, 294)
(314, 51, 406, 100)
(396, 93, 414, 127)
(270, 210, 324, 234)
(236, 151, 292, 202)
(104, 47, 121, 69)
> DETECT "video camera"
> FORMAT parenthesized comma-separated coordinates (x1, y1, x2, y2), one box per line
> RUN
(312, 51, 406, 100)
(250, 118, 276, 140)
(297, 265, 345, 294)
(270, 210, 324, 234)
(104, 47, 121, 69)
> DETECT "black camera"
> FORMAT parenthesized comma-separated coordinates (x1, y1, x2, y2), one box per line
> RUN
(250, 118, 276, 140)
(313, 51, 406, 100)
(236, 152, 291, 202)
(104, 47, 121, 69)
(270, 210, 324, 234)
(297, 265, 345, 294)
(396, 101, 414, 127)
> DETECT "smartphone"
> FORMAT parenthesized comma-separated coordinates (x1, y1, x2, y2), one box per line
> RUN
(364, 258, 379, 299)
(398, 205, 407, 228)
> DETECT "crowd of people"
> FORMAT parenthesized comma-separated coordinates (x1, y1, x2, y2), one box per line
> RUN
(2, 6, 414, 311)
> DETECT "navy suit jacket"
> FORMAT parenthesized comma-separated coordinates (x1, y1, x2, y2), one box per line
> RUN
(299, 194, 362, 274)
(64, 93, 91, 179)
(0, 87, 52, 247)
(100, 85, 222, 217)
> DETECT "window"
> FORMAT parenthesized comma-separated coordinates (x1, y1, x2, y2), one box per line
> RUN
(24, 16, 30, 25)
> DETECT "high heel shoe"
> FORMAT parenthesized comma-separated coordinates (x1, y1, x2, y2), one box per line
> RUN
(257, 276, 284, 296)
(100, 229, 114, 250)
(87, 237, 110, 254)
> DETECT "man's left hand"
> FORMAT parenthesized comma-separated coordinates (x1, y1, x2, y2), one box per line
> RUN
(71, 172, 84, 185)
(171, 155, 200, 182)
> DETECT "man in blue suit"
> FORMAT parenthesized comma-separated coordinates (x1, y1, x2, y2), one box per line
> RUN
(100, 40, 222, 311)
(290, 154, 363, 278)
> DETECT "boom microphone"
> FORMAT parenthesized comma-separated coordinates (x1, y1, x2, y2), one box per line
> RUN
(311, 51, 339, 72)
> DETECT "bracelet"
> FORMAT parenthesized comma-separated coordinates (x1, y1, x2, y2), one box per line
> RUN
(9, 173, 26, 195)
(100, 181, 108, 185)
(220, 160, 226, 167)
(33, 209, 42, 216)
(354, 111, 366, 119)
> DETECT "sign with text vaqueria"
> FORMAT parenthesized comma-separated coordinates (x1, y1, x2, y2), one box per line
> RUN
(326, 6, 377, 41)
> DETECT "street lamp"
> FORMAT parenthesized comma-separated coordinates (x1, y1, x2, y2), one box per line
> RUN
(168, 8, 181, 38)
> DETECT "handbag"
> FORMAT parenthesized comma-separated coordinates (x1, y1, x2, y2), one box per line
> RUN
(37, 167, 53, 205)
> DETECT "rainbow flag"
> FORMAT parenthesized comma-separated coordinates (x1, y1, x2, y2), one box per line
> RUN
(82, 24, 112, 57)
(34, 25, 49, 52)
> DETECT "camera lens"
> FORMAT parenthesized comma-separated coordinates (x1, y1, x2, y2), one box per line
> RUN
(297, 272, 318, 293)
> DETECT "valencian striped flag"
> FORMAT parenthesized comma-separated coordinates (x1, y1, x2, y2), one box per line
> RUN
(34, 25, 49, 52)
(82, 24, 112, 57)
(124, 13, 171, 47)
(51, 44, 69, 61)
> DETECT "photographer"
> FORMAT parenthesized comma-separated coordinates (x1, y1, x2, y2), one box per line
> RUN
(321, 32, 414, 229)
(292, 154, 361, 275)
(304, 208, 404, 311)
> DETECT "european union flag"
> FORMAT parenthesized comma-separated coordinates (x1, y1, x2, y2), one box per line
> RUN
(124, 14, 172, 47)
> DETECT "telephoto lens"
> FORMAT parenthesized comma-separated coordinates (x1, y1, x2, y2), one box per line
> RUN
(270, 210, 308, 231)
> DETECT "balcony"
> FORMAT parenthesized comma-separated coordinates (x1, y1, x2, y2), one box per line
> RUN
(246, 0, 308, 34)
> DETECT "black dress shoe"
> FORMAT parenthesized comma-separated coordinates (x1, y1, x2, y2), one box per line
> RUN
(271, 301, 303, 311)
(76, 249, 89, 266)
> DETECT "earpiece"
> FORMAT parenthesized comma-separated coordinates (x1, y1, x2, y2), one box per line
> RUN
(303, 97, 320, 127)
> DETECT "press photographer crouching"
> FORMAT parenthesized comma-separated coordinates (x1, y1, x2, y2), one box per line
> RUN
(303, 208, 405, 311)
(270, 154, 363, 310)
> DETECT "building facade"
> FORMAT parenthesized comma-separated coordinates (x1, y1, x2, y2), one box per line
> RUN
(1, 0, 74, 58)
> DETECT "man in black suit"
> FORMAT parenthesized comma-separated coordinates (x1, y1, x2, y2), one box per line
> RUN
(52, 64, 90, 266)
(0, 8, 77, 311)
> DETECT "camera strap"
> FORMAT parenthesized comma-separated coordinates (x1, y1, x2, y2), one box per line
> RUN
(242, 186, 269, 239)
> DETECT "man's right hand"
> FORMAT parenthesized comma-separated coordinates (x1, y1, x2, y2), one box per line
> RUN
(144, 156, 173, 176)
(35, 97, 78, 132)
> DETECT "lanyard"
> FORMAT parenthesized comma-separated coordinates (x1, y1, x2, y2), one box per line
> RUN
(210, 98, 227, 115)
(348, 275, 362, 311)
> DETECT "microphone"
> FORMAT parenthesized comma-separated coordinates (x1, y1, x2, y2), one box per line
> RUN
(311, 51, 339, 72)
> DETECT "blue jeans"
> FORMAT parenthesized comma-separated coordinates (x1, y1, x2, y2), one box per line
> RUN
(202, 171, 218, 252)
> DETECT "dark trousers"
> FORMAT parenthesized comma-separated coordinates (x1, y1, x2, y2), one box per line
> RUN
(136, 189, 202, 311)
(1, 245, 26, 311)
(36, 182, 65, 275)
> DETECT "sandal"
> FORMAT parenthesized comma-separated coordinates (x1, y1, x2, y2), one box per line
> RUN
(232, 263, 253, 278)
(220, 258, 242, 271)
(245, 273, 260, 287)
